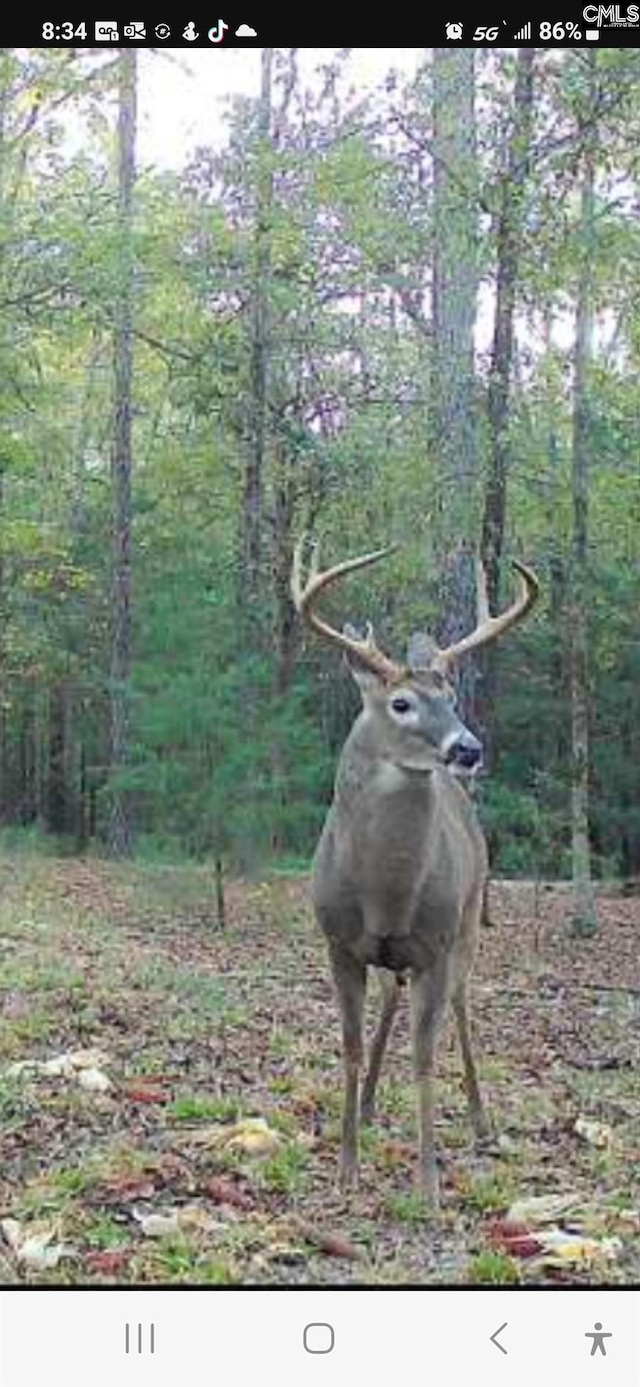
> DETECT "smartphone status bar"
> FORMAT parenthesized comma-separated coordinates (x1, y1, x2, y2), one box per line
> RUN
(23, 12, 640, 47)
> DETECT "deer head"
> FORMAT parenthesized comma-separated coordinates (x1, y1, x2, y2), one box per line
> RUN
(291, 536, 539, 775)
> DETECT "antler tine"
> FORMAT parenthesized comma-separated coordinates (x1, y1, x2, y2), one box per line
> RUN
(434, 558, 540, 673)
(291, 536, 404, 684)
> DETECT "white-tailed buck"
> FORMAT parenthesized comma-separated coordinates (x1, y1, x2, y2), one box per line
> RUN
(292, 538, 539, 1209)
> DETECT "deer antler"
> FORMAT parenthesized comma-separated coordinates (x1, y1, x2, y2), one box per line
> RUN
(432, 559, 540, 673)
(291, 535, 405, 684)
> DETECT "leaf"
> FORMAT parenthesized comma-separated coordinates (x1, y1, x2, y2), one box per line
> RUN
(1, 1217, 75, 1268)
(174, 1206, 224, 1235)
(223, 1118, 282, 1155)
(294, 1219, 359, 1260)
(609, 1207, 640, 1234)
(78, 1067, 112, 1093)
(45, 1048, 111, 1075)
(7, 1049, 112, 1084)
(203, 1177, 256, 1211)
(2, 1218, 25, 1250)
(132, 1208, 181, 1238)
(484, 1216, 544, 1259)
(85, 1248, 132, 1275)
(184, 1118, 282, 1156)
(574, 1116, 613, 1149)
(132, 1204, 224, 1238)
(530, 1229, 622, 1269)
(100, 1174, 157, 1202)
(123, 1084, 168, 1104)
(506, 1193, 586, 1227)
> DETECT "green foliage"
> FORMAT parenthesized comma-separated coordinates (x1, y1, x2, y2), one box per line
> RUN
(0, 48, 637, 886)
(467, 1251, 521, 1284)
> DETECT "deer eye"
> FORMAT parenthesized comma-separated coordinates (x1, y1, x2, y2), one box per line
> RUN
(391, 696, 412, 715)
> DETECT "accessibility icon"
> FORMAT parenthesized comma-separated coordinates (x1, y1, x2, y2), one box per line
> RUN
(585, 1323, 613, 1358)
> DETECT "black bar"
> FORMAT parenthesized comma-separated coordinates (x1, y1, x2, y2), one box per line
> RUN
(17, 13, 640, 48)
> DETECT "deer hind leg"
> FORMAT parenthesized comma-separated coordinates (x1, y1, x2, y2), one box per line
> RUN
(327, 942, 366, 1192)
(409, 959, 451, 1212)
(360, 971, 402, 1125)
(452, 985, 491, 1143)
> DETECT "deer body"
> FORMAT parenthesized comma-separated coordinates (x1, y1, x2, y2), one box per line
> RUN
(314, 727, 487, 977)
(291, 538, 538, 1209)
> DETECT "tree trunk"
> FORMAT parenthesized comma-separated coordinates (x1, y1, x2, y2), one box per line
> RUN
(569, 56, 597, 936)
(108, 51, 136, 858)
(479, 49, 535, 767)
(270, 433, 300, 852)
(240, 47, 273, 615)
(47, 684, 67, 835)
(431, 48, 478, 726)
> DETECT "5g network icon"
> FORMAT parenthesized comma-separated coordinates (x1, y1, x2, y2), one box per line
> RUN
(445, 20, 463, 37)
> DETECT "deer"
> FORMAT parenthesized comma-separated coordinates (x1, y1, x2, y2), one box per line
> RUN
(291, 538, 539, 1210)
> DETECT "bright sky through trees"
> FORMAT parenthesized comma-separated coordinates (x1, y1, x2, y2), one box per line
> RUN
(138, 48, 422, 166)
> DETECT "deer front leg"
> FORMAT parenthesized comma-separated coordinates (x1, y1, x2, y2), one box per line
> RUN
(328, 944, 366, 1192)
(452, 985, 491, 1143)
(361, 971, 402, 1125)
(410, 962, 450, 1212)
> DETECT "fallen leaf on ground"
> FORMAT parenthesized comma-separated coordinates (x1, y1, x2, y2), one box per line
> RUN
(574, 1116, 613, 1149)
(609, 1208, 640, 1234)
(485, 1217, 543, 1259)
(294, 1219, 359, 1260)
(132, 1204, 224, 1238)
(224, 1118, 282, 1155)
(132, 1208, 181, 1238)
(180, 1117, 281, 1157)
(203, 1177, 256, 1211)
(84, 1248, 132, 1275)
(123, 1084, 168, 1103)
(97, 1175, 157, 1203)
(1, 1217, 75, 1269)
(78, 1067, 113, 1093)
(7, 1048, 112, 1088)
(530, 1229, 622, 1269)
(505, 1193, 586, 1227)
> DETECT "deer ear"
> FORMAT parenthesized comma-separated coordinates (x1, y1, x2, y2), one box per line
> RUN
(342, 623, 384, 692)
(406, 631, 439, 672)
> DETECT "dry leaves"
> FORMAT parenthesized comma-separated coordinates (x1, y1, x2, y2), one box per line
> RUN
(1, 1218, 75, 1269)
(574, 1116, 613, 1149)
(7, 1048, 112, 1093)
(485, 1193, 623, 1270)
(132, 1204, 225, 1239)
(177, 1117, 282, 1157)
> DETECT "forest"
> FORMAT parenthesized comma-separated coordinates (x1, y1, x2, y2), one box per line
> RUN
(0, 47, 639, 1289)
(0, 45, 637, 895)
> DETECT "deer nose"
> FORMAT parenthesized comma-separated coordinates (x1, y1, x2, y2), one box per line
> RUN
(444, 732, 483, 770)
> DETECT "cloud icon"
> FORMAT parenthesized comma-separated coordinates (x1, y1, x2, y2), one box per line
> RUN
(235, 23, 257, 35)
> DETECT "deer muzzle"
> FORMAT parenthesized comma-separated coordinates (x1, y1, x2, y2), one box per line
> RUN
(443, 730, 483, 771)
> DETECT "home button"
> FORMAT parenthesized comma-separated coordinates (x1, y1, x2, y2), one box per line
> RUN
(303, 1322, 335, 1354)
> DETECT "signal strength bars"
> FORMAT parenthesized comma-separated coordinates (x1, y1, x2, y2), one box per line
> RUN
(514, 20, 531, 38)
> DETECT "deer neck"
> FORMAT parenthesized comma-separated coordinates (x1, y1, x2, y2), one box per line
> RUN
(335, 711, 442, 807)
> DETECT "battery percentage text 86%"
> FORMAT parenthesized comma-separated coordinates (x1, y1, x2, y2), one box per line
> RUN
(539, 20, 583, 36)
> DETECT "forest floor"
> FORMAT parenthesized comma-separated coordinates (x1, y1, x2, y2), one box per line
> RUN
(0, 852, 639, 1287)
